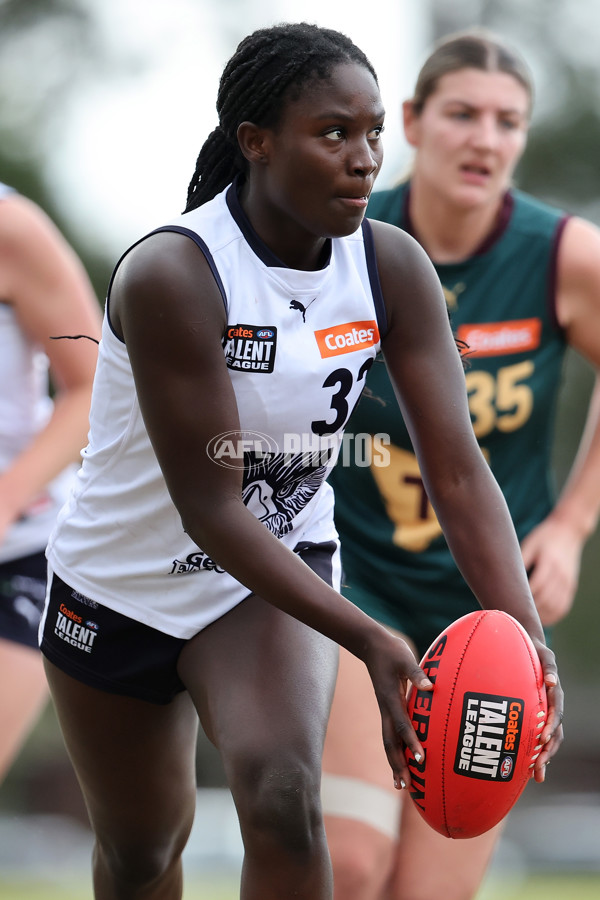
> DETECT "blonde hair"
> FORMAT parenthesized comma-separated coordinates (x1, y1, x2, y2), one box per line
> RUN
(411, 28, 534, 116)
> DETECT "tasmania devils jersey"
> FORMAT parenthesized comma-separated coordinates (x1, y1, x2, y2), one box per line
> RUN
(330, 183, 568, 654)
(46, 180, 386, 638)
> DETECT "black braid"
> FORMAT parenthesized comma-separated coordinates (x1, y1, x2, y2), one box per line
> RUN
(184, 22, 377, 212)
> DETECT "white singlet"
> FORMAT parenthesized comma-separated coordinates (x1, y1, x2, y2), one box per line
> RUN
(0, 183, 74, 564)
(46, 180, 387, 638)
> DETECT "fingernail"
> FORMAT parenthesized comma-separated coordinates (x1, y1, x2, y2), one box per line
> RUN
(400, 778, 406, 790)
(414, 752, 422, 763)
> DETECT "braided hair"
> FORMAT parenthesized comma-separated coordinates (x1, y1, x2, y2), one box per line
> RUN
(184, 22, 378, 212)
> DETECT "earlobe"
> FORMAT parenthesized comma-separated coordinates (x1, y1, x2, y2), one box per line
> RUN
(237, 121, 270, 164)
(402, 100, 420, 148)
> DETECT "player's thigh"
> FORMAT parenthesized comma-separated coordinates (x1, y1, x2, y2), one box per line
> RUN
(0, 638, 48, 776)
(178, 593, 338, 783)
(391, 796, 503, 900)
(44, 659, 199, 843)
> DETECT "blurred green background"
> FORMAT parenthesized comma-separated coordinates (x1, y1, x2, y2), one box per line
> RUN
(0, 0, 599, 895)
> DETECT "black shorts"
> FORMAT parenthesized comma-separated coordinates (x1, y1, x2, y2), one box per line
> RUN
(0, 550, 47, 649)
(40, 540, 338, 705)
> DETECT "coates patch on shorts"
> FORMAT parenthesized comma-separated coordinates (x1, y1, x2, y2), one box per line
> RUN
(453, 692, 524, 782)
(224, 323, 277, 372)
(456, 319, 541, 357)
(314, 320, 380, 358)
(53, 602, 100, 654)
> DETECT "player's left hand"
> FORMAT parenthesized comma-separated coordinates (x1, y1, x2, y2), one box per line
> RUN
(529, 638, 564, 783)
(363, 629, 433, 790)
(521, 515, 583, 626)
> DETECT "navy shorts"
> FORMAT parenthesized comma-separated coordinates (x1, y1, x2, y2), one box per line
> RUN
(0, 550, 47, 649)
(40, 540, 338, 705)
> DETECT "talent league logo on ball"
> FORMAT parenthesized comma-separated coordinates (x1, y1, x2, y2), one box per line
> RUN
(453, 692, 524, 781)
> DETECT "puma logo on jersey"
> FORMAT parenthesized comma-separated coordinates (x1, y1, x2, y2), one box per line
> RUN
(290, 297, 317, 321)
(457, 319, 541, 357)
(314, 320, 380, 358)
(443, 281, 466, 311)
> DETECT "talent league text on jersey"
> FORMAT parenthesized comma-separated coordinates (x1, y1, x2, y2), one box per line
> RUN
(46, 178, 387, 639)
(224, 323, 277, 372)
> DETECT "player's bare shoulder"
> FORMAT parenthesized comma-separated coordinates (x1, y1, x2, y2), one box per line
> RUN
(111, 229, 225, 341)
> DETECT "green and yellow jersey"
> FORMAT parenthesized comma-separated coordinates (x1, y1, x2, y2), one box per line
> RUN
(330, 183, 568, 655)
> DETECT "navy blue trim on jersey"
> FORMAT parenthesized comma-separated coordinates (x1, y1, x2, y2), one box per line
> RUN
(226, 176, 333, 270)
(105, 225, 229, 342)
(151, 225, 229, 313)
(293, 540, 337, 587)
(361, 217, 388, 338)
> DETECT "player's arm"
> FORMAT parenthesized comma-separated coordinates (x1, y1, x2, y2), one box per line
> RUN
(371, 219, 562, 767)
(522, 216, 600, 624)
(0, 194, 101, 541)
(111, 230, 432, 787)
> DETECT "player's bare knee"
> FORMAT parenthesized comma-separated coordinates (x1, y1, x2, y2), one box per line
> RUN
(328, 824, 393, 900)
(331, 846, 378, 898)
(93, 820, 191, 889)
(234, 760, 323, 856)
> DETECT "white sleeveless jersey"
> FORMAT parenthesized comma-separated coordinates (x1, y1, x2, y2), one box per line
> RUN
(46, 181, 387, 638)
(0, 183, 74, 564)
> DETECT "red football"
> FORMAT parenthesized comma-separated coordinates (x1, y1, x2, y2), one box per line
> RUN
(405, 609, 548, 839)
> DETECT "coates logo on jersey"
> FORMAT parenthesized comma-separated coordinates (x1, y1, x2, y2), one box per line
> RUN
(314, 320, 380, 358)
(457, 319, 541, 357)
(223, 323, 277, 373)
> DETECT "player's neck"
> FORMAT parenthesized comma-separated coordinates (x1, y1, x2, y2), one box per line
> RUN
(408, 177, 504, 265)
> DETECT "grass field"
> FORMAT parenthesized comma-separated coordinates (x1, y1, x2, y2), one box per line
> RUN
(1, 873, 599, 899)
